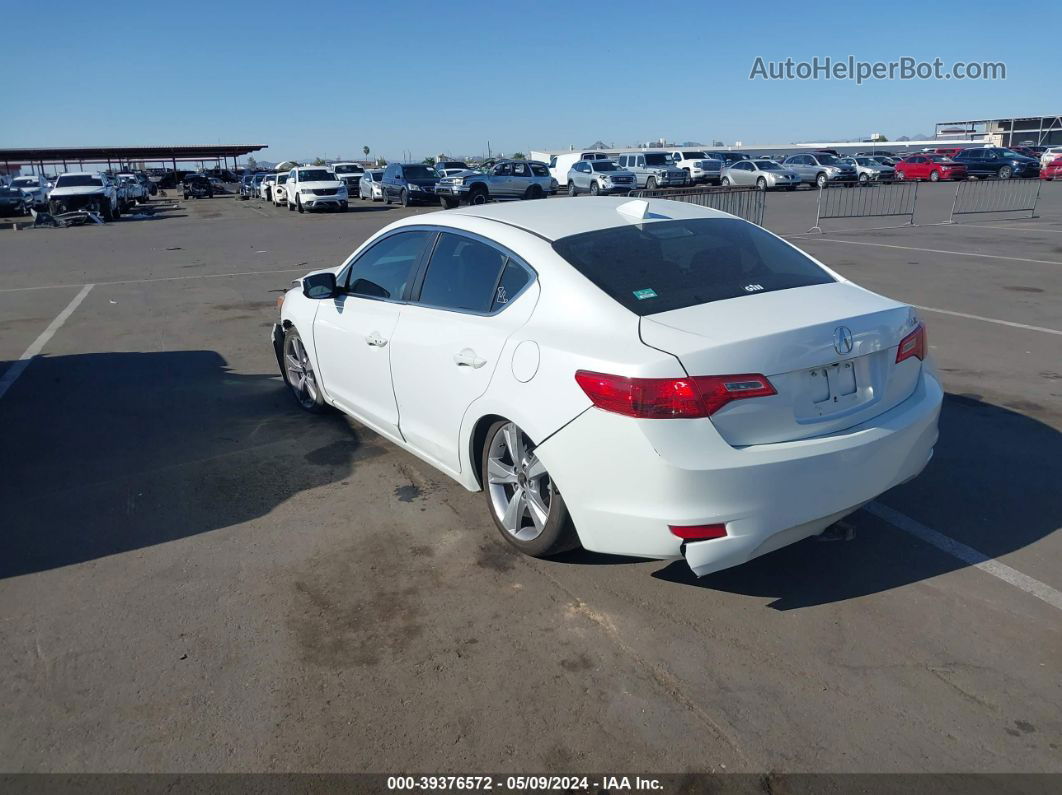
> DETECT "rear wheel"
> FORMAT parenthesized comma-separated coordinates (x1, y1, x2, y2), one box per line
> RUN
(858, 173, 869, 185)
(482, 420, 578, 557)
(282, 327, 327, 413)
(720, 176, 731, 187)
(297, 196, 304, 213)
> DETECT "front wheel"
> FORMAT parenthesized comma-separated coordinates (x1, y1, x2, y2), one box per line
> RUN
(929, 170, 940, 182)
(482, 420, 579, 557)
(858, 173, 869, 184)
(589, 181, 600, 196)
(469, 186, 488, 205)
(567, 182, 577, 197)
(816, 173, 828, 189)
(998, 166, 1012, 179)
(296, 197, 304, 213)
(756, 177, 767, 191)
(645, 176, 657, 190)
(400, 189, 410, 207)
(282, 327, 327, 413)
(720, 176, 731, 187)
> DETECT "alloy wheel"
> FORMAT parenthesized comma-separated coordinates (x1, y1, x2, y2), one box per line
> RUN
(486, 422, 553, 542)
(284, 334, 319, 409)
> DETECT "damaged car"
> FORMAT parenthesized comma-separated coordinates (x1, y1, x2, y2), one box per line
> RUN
(48, 172, 121, 220)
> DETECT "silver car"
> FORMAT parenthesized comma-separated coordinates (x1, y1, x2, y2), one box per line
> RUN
(358, 169, 384, 201)
(720, 159, 800, 191)
(566, 160, 637, 196)
(845, 157, 896, 184)
(615, 152, 687, 189)
(781, 153, 858, 187)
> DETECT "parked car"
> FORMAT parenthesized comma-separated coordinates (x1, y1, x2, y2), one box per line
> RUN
(668, 150, 722, 185)
(272, 197, 941, 576)
(894, 154, 967, 182)
(856, 150, 898, 160)
(379, 162, 441, 207)
(10, 176, 49, 209)
(542, 151, 613, 187)
(48, 172, 121, 220)
(1040, 157, 1062, 180)
(436, 160, 551, 207)
(259, 173, 278, 201)
(135, 172, 157, 196)
(1039, 146, 1062, 168)
(359, 169, 385, 201)
(567, 160, 637, 196)
(841, 157, 896, 184)
(183, 174, 214, 199)
(781, 153, 858, 187)
(951, 147, 1040, 179)
(436, 160, 469, 173)
(721, 159, 800, 190)
(0, 185, 28, 215)
(932, 147, 965, 158)
(271, 173, 290, 206)
(286, 166, 348, 212)
(117, 173, 147, 204)
(615, 152, 686, 189)
(331, 162, 365, 178)
(238, 174, 256, 199)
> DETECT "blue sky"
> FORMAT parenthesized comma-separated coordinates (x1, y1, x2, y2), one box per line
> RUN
(1, 0, 1051, 162)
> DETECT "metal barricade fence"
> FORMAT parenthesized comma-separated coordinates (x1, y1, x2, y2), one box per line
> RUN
(807, 181, 918, 233)
(629, 186, 766, 227)
(947, 178, 1041, 223)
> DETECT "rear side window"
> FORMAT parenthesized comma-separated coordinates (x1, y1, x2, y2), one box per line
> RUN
(491, 260, 531, 311)
(343, 230, 433, 300)
(552, 218, 834, 316)
(417, 233, 507, 312)
(529, 163, 548, 177)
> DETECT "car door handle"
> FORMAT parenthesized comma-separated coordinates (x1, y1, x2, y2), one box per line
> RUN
(365, 333, 388, 347)
(453, 349, 486, 368)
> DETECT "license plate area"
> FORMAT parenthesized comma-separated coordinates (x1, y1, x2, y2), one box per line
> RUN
(809, 361, 861, 416)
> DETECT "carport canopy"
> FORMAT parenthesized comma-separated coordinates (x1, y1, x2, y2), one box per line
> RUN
(1, 144, 268, 174)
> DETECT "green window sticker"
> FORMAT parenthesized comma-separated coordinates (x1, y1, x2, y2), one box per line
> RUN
(632, 288, 657, 300)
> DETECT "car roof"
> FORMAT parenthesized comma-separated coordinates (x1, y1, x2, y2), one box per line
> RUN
(441, 196, 731, 242)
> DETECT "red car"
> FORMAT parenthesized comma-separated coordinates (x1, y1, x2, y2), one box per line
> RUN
(895, 154, 968, 182)
(1040, 157, 1062, 180)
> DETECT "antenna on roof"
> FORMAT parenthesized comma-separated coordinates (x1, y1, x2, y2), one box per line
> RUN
(617, 199, 651, 219)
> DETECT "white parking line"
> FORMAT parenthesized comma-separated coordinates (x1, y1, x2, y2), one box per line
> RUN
(910, 304, 1062, 336)
(797, 237, 1062, 266)
(954, 223, 1062, 235)
(0, 283, 94, 401)
(0, 267, 310, 294)
(867, 502, 1062, 611)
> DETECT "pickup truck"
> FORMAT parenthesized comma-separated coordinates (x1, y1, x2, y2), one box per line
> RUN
(668, 150, 723, 185)
(436, 160, 552, 207)
(48, 172, 121, 220)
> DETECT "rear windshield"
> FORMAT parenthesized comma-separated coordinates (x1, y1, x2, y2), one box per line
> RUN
(55, 175, 102, 187)
(552, 218, 834, 315)
(333, 165, 363, 174)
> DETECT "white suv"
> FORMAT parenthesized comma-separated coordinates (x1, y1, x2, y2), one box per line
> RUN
(286, 166, 348, 213)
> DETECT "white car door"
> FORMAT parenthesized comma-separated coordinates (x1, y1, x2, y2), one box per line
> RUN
(389, 231, 538, 474)
(312, 230, 435, 439)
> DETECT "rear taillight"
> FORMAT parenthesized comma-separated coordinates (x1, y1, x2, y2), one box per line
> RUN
(574, 370, 776, 419)
(895, 323, 926, 363)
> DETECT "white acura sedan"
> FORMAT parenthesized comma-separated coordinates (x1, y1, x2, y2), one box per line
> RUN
(272, 197, 941, 576)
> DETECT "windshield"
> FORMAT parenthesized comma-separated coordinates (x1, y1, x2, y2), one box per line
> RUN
(369, 170, 383, 181)
(855, 158, 879, 166)
(754, 161, 781, 170)
(403, 165, 437, 180)
(333, 165, 363, 174)
(552, 218, 834, 316)
(55, 175, 103, 187)
(644, 154, 669, 166)
(682, 152, 707, 159)
(590, 161, 618, 172)
(927, 155, 955, 163)
(297, 169, 332, 181)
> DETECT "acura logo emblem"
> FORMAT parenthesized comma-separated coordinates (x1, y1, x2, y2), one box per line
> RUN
(833, 326, 854, 355)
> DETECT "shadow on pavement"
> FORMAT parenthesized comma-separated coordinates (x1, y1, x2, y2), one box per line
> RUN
(0, 350, 382, 579)
(652, 394, 1061, 609)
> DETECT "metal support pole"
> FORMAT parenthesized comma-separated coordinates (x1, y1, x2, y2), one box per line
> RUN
(946, 181, 960, 224)
(807, 186, 824, 234)
(908, 181, 919, 226)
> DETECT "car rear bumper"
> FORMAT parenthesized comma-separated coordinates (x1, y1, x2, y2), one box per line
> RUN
(535, 368, 942, 576)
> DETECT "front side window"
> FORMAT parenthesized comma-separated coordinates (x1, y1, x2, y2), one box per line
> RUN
(552, 218, 834, 316)
(343, 230, 433, 300)
(417, 233, 508, 312)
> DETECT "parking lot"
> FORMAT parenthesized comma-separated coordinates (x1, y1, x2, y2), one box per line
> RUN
(0, 185, 1059, 774)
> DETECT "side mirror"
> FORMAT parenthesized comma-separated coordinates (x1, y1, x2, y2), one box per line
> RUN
(303, 272, 338, 299)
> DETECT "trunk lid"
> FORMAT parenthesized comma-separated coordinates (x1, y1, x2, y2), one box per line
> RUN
(640, 282, 922, 445)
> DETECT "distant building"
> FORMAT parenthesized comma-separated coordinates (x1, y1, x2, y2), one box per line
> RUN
(934, 114, 1062, 146)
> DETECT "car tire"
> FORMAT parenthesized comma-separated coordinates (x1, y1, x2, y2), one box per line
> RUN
(998, 166, 1012, 179)
(929, 170, 940, 182)
(568, 182, 577, 197)
(282, 327, 328, 414)
(384, 190, 392, 205)
(720, 176, 730, 187)
(590, 182, 600, 196)
(400, 189, 410, 207)
(440, 196, 458, 209)
(481, 419, 579, 558)
(296, 197, 304, 213)
(338, 201, 348, 212)
(111, 200, 121, 220)
(895, 170, 905, 181)
(858, 173, 869, 185)
(646, 177, 657, 190)
(469, 186, 488, 205)
(816, 173, 828, 189)
(183, 192, 190, 199)
(756, 177, 767, 191)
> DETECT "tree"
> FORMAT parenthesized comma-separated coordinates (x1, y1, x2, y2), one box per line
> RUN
(363, 145, 370, 160)
(246, 156, 257, 172)
(311, 157, 326, 166)
(511, 152, 526, 160)
(422, 156, 437, 166)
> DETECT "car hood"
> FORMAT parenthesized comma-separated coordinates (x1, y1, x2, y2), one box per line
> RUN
(50, 185, 107, 196)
